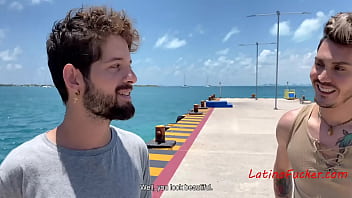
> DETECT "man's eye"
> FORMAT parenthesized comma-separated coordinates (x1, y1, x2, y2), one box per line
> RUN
(111, 64, 120, 68)
(315, 62, 322, 67)
(335, 65, 345, 71)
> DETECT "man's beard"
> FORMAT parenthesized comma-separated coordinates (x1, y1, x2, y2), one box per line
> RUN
(82, 80, 135, 121)
(313, 80, 352, 108)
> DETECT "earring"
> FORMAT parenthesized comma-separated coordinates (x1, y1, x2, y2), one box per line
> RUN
(73, 90, 80, 104)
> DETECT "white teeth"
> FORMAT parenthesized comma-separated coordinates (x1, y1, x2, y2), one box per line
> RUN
(318, 84, 335, 93)
(118, 90, 131, 96)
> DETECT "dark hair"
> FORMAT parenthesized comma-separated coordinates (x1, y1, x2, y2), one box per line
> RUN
(46, 6, 139, 104)
(318, 12, 352, 51)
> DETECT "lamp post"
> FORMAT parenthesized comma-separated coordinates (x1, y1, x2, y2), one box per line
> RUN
(247, 11, 310, 110)
(239, 42, 276, 100)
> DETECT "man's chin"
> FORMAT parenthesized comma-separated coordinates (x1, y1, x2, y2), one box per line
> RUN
(87, 103, 135, 121)
(109, 104, 135, 121)
(314, 97, 336, 108)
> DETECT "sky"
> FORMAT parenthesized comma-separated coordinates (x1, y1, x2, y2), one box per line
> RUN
(0, 0, 350, 86)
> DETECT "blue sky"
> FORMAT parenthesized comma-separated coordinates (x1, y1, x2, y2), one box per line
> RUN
(0, 0, 350, 86)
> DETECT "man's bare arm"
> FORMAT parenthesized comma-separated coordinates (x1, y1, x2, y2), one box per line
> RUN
(273, 144, 293, 198)
(273, 109, 300, 198)
(274, 174, 292, 197)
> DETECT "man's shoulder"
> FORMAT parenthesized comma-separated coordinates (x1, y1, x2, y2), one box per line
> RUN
(110, 126, 146, 148)
(278, 108, 302, 128)
(278, 104, 315, 129)
(1, 133, 45, 168)
(276, 104, 315, 144)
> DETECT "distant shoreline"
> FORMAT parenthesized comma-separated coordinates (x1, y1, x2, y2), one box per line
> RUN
(0, 84, 311, 87)
(0, 84, 160, 87)
(0, 84, 54, 87)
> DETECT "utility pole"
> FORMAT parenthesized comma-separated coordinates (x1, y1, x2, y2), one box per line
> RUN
(247, 11, 310, 109)
(239, 42, 276, 100)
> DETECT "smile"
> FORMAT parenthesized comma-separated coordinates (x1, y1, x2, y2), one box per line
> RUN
(117, 89, 131, 96)
(316, 83, 336, 94)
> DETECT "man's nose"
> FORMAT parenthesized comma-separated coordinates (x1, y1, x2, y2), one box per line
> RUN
(317, 69, 331, 83)
(125, 68, 137, 84)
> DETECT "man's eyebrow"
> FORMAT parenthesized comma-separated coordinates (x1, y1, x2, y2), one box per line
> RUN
(314, 57, 324, 62)
(315, 57, 352, 66)
(103, 57, 132, 64)
(331, 61, 352, 66)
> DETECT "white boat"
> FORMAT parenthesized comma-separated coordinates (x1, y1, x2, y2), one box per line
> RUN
(41, 85, 52, 88)
(205, 76, 211, 87)
(182, 73, 189, 88)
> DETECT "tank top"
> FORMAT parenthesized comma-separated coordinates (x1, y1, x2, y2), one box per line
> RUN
(287, 104, 352, 198)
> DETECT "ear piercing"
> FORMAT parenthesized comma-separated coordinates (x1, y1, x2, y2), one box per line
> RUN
(73, 90, 80, 104)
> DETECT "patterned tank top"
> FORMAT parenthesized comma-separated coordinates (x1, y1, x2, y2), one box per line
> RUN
(287, 104, 352, 198)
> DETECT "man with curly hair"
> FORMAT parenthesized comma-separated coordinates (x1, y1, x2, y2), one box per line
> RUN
(274, 12, 352, 198)
(0, 6, 151, 198)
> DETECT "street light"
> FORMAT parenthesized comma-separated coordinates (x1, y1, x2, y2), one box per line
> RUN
(247, 11, 310, 110)
(239, 42, 276, 100)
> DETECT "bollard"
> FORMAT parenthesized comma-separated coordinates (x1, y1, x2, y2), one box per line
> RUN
(155, 125, 166, 144)
(201, 100, 206, 108)
(211, 94, 216, 100)
(193, 104, 199, 113)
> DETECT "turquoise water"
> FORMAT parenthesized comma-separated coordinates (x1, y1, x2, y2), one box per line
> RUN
(0, 85, 314, 163)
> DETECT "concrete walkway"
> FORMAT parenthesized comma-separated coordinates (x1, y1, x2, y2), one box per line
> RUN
(161, 98, 310, 198)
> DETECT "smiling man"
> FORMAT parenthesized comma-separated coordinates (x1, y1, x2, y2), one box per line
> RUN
(273, 12, 352, 198)
(0, 6, 151, 198)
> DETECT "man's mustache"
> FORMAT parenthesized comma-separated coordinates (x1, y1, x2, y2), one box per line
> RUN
(313, 80, 336, 88)
(115, 84, 133, 93)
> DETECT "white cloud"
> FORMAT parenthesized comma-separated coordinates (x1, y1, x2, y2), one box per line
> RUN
(200, 54, 255, 85)
(9, 1, 23, 11)
(216, 48, 229, 55)
(258, 49, 276, 66)
(5, 63, 22, 70)
(133, 47, 316, 86)
(203, 56, 237, 71)
(176, 57, 183, 63)
(270, 21, 291, 36)
(293, 11, 329, 42)
(155, 35, 168, 48)
(286, 50, 315, 69)
(223, 27, 240, 42)
(200, 47, 314, 85)
(31, 0, 51, 4)
(235, 56, 251, 68)
(165, 38, 186, 49)
(0, 47, 22, 61)
(154, 34, 186, 49)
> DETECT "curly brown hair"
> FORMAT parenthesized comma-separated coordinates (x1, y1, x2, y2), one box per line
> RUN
(46, 6, 140, 104)
(318, 12, 352, 50)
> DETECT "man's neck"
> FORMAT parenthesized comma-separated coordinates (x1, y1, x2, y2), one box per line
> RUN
(319, 100, 352, 126)
(47, 106, 112, 150)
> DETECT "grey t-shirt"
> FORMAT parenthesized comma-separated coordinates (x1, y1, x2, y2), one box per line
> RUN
(0, 126, 151, 198)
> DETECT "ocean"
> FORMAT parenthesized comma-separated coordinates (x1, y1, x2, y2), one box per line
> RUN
(0, 85, 314, 163)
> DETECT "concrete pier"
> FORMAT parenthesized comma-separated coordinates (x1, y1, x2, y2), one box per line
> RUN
(160, 98, 309, 198)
